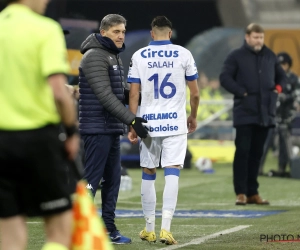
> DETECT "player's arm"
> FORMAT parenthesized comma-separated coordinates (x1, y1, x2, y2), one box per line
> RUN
(128, 83, 141, 144)
(187, 79, 199, 133)
(127, 55, 141, 115)
(185, 51, 200, 119)
(127, 53, 148, 141)
(129, 83, 140, 115)
(187, 79, 199, 119)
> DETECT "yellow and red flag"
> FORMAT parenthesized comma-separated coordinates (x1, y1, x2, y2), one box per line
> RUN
(71, 180, 113, 250)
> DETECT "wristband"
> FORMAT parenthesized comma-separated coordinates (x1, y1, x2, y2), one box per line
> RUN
(65, 124, 78, 137)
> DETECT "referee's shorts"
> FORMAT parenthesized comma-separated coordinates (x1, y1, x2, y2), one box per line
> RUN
(0, 125, 73, 218)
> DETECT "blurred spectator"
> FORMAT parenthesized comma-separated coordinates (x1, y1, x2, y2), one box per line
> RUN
(198, 72, 210, 89)
(276, 52, 300, 114)
(206, 79, 229, 120)
(186, 73, 228, 122)
(270, 52, 300, 176)
(220, 23, 286, 206)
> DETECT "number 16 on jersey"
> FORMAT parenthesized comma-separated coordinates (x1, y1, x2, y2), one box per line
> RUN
(148, 73, 176, 99)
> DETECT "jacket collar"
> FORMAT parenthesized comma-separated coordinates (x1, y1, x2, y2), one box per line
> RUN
(96, 34, 125, 54)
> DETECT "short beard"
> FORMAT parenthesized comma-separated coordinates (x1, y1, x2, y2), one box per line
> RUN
(253, 45, 262, 52)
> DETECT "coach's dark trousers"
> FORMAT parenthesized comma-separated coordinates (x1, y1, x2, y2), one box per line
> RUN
(233, 125, 269, 196)
(82, 134, 121, 232)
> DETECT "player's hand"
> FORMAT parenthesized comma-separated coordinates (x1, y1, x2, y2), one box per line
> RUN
(64, 134, 80, 160)
(131, 117, 148, 139)
(128, 129, 138, 144)
(187, 116, 197, 134)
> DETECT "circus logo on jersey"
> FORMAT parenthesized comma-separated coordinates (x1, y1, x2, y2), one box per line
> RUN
(141, 49, 179, 58)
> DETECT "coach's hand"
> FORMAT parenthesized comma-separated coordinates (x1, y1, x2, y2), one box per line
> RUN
(131, 117, 148, 139)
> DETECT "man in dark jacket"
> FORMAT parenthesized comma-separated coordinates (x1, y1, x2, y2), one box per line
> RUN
(220, 23, 286, 206)
(78, 14, 148, 244)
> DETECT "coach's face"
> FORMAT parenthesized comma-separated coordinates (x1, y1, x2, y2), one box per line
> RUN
(30, 0, 49, 15)
(100, 24, 126, 48)
(245, 32, 264, 52)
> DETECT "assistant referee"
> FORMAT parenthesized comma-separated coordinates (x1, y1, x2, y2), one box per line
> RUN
(0, 1, 79, 250)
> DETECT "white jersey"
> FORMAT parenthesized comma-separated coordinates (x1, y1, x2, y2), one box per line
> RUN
(127, 40, 198, 137)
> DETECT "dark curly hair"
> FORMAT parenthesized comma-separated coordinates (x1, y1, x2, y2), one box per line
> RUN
(151, 16, 172, 30)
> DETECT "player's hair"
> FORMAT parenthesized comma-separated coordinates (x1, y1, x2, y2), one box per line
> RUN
(245, 23, 264, 34)
(151, 16, 172, 30)
(99, 14, 126, 31)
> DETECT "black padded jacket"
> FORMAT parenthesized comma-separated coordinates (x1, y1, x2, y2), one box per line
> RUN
(78, 34, 135, 135)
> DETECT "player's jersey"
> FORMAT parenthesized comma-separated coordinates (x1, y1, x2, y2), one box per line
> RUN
(127, 40, 198, 137)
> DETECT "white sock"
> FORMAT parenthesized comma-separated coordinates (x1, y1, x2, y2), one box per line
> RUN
(141, 172, 156, 232)
(162, 168, 180, 232)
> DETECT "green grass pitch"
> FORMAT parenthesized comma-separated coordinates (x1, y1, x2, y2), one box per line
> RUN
(24, 152, 300, 250)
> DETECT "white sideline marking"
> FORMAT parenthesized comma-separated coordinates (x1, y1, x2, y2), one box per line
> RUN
(115, 224, 224, 231)
(158, 225, 251, 250)
(116, 201, 232, 206)
(115, 201, 300, 207)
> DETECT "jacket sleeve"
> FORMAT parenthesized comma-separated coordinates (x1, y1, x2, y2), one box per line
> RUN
(219, 51, 246, 97)
(81, 49, 135, 125)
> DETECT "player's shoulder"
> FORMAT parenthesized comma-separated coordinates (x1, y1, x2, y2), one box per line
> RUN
(170, 44, 192, 55)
